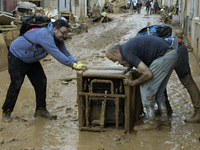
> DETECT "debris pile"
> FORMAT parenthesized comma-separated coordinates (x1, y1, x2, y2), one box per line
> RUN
(11, 1, 59, 23)
(102, 0, 129, 13)
(0, 11, 20, 71)
(159, 5, 175, 24)
(0, 11, 17, 25)
(70, 23, 88, 36)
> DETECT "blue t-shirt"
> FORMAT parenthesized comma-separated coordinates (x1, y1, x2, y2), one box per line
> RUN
(119, 35, 171, 68)
(145, 1, 150, 7)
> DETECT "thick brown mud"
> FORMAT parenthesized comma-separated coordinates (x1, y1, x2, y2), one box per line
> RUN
(1, 8, 200, 150)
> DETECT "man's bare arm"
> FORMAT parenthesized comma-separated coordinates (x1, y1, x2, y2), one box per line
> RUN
(123, 61, 153, 86)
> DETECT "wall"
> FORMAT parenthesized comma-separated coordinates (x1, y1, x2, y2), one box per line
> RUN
(44, 0, 58, 9)
(71, 0, 108, 19)
(184, 0, 191, 45)
(60, 0, 70, 12)
(6, 0, 15, 12)
(192, 0, 200, 64)
(193, 22, 200, 64)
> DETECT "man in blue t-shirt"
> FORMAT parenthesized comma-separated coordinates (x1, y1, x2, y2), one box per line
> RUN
(154, 0, 159, 14)
(105, 35, 178, 131)
(2, 19, 86, 122)
(145, 0, 151, 13)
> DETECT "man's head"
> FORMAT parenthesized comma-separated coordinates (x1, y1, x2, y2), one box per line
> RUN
(53, 19, 69, 41)
(105, 43, 131, 67)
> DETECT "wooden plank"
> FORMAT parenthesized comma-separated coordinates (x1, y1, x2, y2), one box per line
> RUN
(61, 11, 71, 17)
(99, 17, 104, 23)
(124, 85, 131, 132)
(135, 85, 142, 122)
(61, 11, 70, 13)
(61, 13, 70, 16)
(0, 25, 18, 28)
(0, 28, 20, 31)
(112, 7, 120, 14)
(77, 71, 85, 127)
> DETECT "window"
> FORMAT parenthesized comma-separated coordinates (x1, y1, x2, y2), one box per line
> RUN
(0, 0, 6, 11)
(65, 0, 68, 8)
(75, 0, 79, 6)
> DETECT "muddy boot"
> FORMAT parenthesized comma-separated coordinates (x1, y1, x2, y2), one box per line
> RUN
(2, 109, 12, 122)
(164, 89, 173, 116)
(155, 89, 173, 116)
(158, 102, 171, 127)
(155, 90, 173, 116)
(155, 100, 172, 116)
(34, 108, 57, 120)
(134, 120, 159, 131)
(134, 105, 159, 131)
(154, 109, 160, 116)
(185, 109, 200, 123)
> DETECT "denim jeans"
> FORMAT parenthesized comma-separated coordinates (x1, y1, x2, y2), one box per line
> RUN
(140, 49, 178, 107)
(2, 51, 47, 112)
(137, 7, 141, 13)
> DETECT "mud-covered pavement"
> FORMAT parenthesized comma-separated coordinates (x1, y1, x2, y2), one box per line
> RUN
(1, 8, 200, 150)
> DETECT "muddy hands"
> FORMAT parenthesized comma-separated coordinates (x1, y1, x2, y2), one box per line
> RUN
(123, 77, 133, 86)
(73, 61, 87, 70)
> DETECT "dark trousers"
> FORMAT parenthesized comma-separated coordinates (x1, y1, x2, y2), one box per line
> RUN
(2, 51, 47, 112)
(165, 44, 200, 111)
(154, 6, 159, 13)
(174, 44, 191, 79)
(146, 6, 150, 13)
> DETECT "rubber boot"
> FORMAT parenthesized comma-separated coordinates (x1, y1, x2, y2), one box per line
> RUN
(164, 89, 173, 116)
(34, 108, 57, 120)
(2, 109, 12, 122)
(157, 102, 171, 127)
(185, 109, 200, 123)
(155, 89, 173, 116)
(134, 105, 159, 131)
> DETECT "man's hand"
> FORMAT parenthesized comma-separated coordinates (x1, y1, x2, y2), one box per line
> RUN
(73, 61, 87, 70)
(123, 62, 153, 86)
(123, 77, 134, 86)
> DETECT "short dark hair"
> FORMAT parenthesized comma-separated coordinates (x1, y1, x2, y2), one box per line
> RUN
(53, 19, 69, 29)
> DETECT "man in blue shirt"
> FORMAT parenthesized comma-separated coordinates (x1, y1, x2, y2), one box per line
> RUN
(154, 0, 159, 14)
(145, 0, 151, 13)
(2, 19, 85, 122)
(136, 0, 142, 14)
(106, 35, 178, 131)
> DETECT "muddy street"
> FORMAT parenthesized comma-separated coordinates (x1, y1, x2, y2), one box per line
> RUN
(1, 8, 200, 150)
